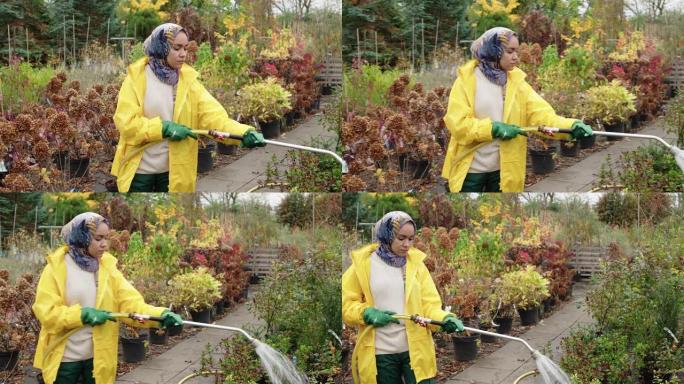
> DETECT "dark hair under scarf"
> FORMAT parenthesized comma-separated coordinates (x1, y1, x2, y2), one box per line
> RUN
(143, 23, 187, 86)
(372, 211, 416, 268)
(470, 27, 518, 87)
(60, 212, 109, 273)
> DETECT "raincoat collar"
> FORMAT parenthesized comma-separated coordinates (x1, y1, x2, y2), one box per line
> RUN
(458, 59, 527, 123)
(350, 243, 427, 303)
(126, 57, 198, 122)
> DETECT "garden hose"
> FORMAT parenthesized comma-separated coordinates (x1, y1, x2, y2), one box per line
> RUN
(513, 370, 540, 384)
(246, 182, 290, 192)
(193, 130, 349, 173)
(523, 126, 684, 172)
(41, 312, 164, 367)
(176, 370, 223, 384)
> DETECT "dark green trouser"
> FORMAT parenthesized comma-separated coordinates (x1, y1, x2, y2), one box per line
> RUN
(54, 359, 95, 384)
(460, 171, 501, 192)
(129, 172, 170, 192)
(376, 352, 436, 384)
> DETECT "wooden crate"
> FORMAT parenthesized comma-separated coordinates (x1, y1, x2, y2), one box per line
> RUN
(318, 54, 343, 87)
(245, 247, 279, 277)
(666, 58, 684, 88)
(569, 245, 607, 278)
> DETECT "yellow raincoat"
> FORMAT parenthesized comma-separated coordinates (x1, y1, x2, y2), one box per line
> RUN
(32, 246, 167, 384)
(342, 244, 450, 384)
(441, 59, 576, 192)
(111, 57, 251, 192)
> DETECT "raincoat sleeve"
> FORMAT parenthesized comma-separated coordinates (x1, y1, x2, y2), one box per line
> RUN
(195, 81, 252, 146)
(342, 265, 371, 327)
(443, 76, 494, 146)
(418, 264, 450, 323)
(113, 74, 164, 146)
(111, 267, 166, 327)
(32, 265, 83, 333)
(524, 82, 575, 140)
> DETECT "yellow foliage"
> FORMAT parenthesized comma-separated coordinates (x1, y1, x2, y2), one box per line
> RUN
(259, 28, 296, 59)
(122, 0, 169, 20)
(609, 31, 645, 62)
(569, 17, 594, 40)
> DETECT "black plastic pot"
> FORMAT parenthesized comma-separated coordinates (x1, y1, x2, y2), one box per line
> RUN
(167, 323, 183, 337)
(543, 298, 554, 314)
(321, 85, 333, 95)
(215, 300, 226, 316)
(285, 111, 295, 127)
(630, 115, 640, 131)
(0, 350, 19, 371)
(494, 317, 513, 335)
(479, 327, 499, 343)
(559, 140, 579, 157)
(518, 307, 540, 326)
(52, 151, 68, 170)
(398, 154, 431, 179)
(190, 308, 212, 323)
(121, 335, 147, 363)
(149, 328, 168, 345)
(604, 121, 625, 141)
(259, 119, 280, 139)
(313, 98, 321, 111)
(69, 157, 90, 178)
(197, 143, 216, 173)
(578, 134, 596, 149)
(105, 179, 118, 192)
(217, 142, 237, 155)
(530, 147, 556, 175)
(452, 334, 479, 361)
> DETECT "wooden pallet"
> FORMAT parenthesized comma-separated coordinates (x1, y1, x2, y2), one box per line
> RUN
(318, 54, 343, 87)
(245, 247, 279, 277)
(666, 58, 684, 88)
(569, 245, 607, 278)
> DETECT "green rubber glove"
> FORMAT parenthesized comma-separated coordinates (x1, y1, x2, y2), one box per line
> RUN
(159, 310, 183, 328)
(162, 121, 197, 141)
(441, 314, 465, 333)
(241, 129, 266, 148)
(81, 307, 115, 326)
(491, 121, 528, 140)
(362, 307, 400, 328)
(570, 121, 593, 139)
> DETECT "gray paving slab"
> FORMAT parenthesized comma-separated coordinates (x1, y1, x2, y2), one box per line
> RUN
(116, 285, 263, 384)
(444, 282, 593, 384)
(196, 98, 337, 192)
(526, 119, 677, 192)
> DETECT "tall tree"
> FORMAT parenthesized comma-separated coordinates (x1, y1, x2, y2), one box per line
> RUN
(0, 193, 47, 244)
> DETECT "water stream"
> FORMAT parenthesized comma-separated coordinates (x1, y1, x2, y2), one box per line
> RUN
(533, 351, 571, 384)
(252, 339, 308, 384)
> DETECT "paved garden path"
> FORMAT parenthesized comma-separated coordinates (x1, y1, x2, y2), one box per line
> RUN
(526, 119, 676, 192)
(116, 285, 263, 384)
(444, 281, 593, 384)
(196, 96, 337, 192)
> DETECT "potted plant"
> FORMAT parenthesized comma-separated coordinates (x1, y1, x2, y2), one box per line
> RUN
(502, 266, 551, 326)
(528, 134, 557, 175)
(488, 278, 517, 335)
(169, 267, 222, 324)
(447, 280, 483, 361)
(120, 324, 148, 363)
(239, 77, 292, 139)
(581, 80, 637, 142)
(0, 271, 36, 372)
(197, 138, 216, 173)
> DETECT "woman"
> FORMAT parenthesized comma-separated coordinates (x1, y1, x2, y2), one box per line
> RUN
(342, 211, 464, 384)
(32, 212, 183, 384)
(441, 27, 593, 192)
(111, 23, 266, 192)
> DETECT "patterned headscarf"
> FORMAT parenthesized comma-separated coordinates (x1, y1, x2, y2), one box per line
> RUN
(60, 212, 109, 273)
(372, 211, 416, 268)
(470, 27, 518, 87)
(143, 23, 187, 86)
